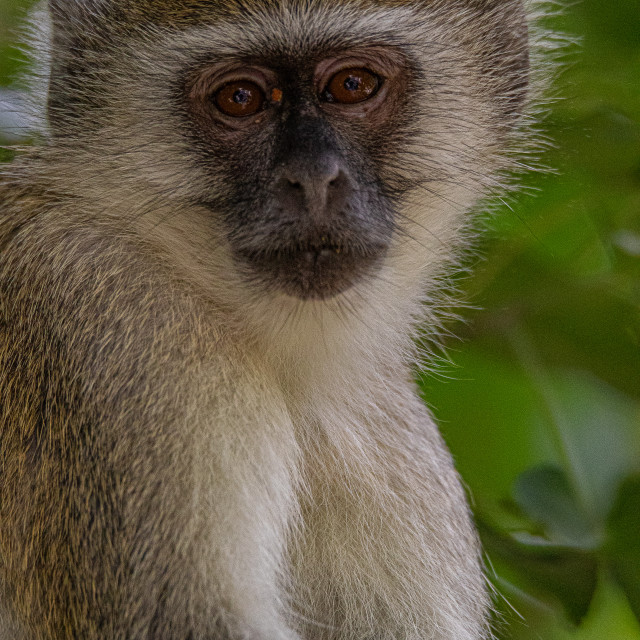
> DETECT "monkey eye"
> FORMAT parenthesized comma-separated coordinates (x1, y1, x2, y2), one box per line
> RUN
(214, 80, 266, 117)
(322, 68, 381, 105)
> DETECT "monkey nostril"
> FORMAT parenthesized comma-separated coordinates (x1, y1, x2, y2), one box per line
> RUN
(288, 180, 303, 190)
(327, 168, 346, 190)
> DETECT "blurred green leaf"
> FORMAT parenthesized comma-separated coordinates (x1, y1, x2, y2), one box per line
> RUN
(606, 476, 640, 624)
(480, 519, 598, 625)
(513, 465, 596, 549)
(420, 347, 554, 504)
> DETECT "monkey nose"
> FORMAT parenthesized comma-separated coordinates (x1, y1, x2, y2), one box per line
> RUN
(276, 158, 351, 217)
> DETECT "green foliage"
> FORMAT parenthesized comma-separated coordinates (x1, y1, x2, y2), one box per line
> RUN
(0, 0, 32, 85)
(421, 1, 640, 637)
(1, 0, 638, 638)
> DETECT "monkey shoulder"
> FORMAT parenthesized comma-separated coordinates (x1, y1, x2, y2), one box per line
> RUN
(0, 174, 233, 417)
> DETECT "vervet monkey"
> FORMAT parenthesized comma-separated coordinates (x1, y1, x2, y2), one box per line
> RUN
(0, 0, 538, 637)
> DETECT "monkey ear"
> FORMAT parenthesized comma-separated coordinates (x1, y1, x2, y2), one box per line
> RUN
(45, 0, 113, 132)
(48, 0, 107, 16)
(47, 0, 112, 51)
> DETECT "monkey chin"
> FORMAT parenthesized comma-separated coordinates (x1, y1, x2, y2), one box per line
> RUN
(237, 243, 387, 301)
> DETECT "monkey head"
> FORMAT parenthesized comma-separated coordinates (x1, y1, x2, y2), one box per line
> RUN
(45, 0, 531, 305)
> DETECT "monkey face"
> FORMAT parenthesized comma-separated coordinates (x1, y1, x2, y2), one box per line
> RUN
(183, 48, 414, 300)
(54, 1, 531, 308)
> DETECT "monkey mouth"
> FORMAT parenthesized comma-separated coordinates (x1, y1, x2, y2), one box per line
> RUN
(236, 237, 387, 300)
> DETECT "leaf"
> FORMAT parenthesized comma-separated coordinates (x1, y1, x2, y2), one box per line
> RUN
(480, 519, 599, 625)
(419, 347, 552, 502)
(606, 476, 640, 624)
(513, 465, 597, 549)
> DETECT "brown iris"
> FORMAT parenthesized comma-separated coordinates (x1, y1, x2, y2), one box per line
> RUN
(214, 81, 265, 117)
(323, 68, 380, 104)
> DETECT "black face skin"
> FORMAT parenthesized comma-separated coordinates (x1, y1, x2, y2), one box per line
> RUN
(185, 47, 412, 300)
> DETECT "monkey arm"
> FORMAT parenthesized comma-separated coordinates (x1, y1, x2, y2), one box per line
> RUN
(0, 197, 300, 640)
(289, 389, 490, 640)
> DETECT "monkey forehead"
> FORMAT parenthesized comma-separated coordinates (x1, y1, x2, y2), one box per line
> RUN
(128, 2, 438, 62)
(123, 0, 429, 30)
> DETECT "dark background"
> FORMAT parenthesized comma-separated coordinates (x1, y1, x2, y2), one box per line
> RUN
(2, 1, 639, 638)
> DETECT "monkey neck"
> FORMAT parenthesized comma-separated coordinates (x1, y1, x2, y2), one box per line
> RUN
(237, 282, 426, 404)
